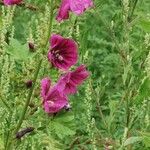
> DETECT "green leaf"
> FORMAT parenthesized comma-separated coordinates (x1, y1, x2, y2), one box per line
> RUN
(52, 121, 75, 139)
(122, 65, 131, 85)
(141, 132, 150, 148)
(124, 136, 142, 146)
(0, 138, 4, 150)
(5, 38, 34, 61)
(139, 19, 150, 32)
(139, 77, 150, 99)
(109, 100, 118, 114)
(55, 112, 74, 123)
(143, 136, 150, 148)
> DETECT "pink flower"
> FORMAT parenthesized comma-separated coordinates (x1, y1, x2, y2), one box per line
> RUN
(41, 78, 68, 114)
(56, 0, 94, 22)
(48, 34, 78, 70)
(41, 78, 51, 100)
(3, 0, 22, 5)
(57, 65, 89, 94)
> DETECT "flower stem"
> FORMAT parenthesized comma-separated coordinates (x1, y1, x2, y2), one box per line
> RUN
(14, 0, 54, 135)
(6, 1, 54, 149)
(45, 0, 54, 48)
(15, 59, 42, 134)
(6, 59, 42, 150)
(129, 0, 138, 21)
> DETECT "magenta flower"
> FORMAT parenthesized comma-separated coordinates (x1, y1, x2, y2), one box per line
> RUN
(3, 0, 22, 5)
(41, 78, 51, 100)
(56, 0, 94, 22)
(48, 34, 78, 70)
(41, 78, 68, 114)
(57, 65, 89, 94)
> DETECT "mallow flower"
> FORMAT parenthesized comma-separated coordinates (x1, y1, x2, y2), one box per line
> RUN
(56, 0, 94, 22)
(3, 0, 22, 5)
(48, 34, 78, 70)
(56, 65, 89, 94)
(41, 78, 68, 114)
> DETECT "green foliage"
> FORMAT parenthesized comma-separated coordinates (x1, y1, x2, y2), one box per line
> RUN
(51, 113, 76, 139)
(5, 38, 34, 61)
(139, 77, 150, 100)
(124, 136, 142, 146)
(143, 135, 150, 148)
(0, 0, 150, 149)
(139, 18, 150, 32)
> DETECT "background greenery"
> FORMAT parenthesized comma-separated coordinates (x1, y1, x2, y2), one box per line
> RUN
(0, 0, 150, 149)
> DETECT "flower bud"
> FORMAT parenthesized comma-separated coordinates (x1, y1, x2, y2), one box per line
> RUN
(26, 80, 33, 88)
(28, 42, 35, 52)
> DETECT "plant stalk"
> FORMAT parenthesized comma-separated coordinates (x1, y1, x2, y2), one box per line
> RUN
(6, 0, 54, 149)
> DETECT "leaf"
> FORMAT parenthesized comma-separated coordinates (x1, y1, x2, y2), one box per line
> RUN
(140, 132, 150, 148)
(5, 38, 34, 61)
(139, 77, 150, 99)
(0, 138, 4, 150)
(122, 65, 131, 85)
(55, 112, 74, 123)
(109, 100, 118, 114)
(52, 121, 75, 139)
(143, 136, 150, 148)
(124, 136, 142, 146)
(139, 19, 150, 32)
(40, 134, 62, 150)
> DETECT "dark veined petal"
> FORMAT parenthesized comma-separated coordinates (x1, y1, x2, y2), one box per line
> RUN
(70, 65, 89, 85)
(43, 89, 68, 114)
(56, 65, 89, 95)
(49, 34, 64, 49)
(70, 0, 93, 15)
(41, 78, 51, 101)
(48, 34, 78, 70)
(56, 0, 70, 22)
(56, 0, 93, 21)
(57, 72, 77, 94)
(69, 0, 85, 15)
(3, 0, 22, 5)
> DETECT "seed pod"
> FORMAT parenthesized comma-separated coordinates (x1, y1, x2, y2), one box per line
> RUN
(25, 80, 33, 88)
(28, 42, 35, 52)
(16, 127, 35, 139)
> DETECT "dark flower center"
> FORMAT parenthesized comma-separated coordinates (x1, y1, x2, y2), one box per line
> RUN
(52, 50, 63, 61)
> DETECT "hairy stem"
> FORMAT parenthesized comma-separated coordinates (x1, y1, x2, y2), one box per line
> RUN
(1, 98, 12, 113)
(45, 0, 54, 49)
(14, 0, 54, 136)
(5, 1, 54, 149)
(129, 0, 138, 21)
(14, 59, 42, 134)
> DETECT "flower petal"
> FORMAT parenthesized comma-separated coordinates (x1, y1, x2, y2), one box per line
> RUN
(56, 0, 70, 22)
(70, 65, 89, 85)
(70, 0, 93, 15)
(56, 65, 89, 95)
(49, 34, 64, 49)
(3, 0, 22, 5)
(41, 78, 51, 101)
(43, 89, 68, 114)
(48, 34, 78, 70)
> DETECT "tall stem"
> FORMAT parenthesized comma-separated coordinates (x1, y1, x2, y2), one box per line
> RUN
(6, 1, 54, 149)
(45, 0, 54, 49)
(15, 59, 42, 134)
(14, 0, 54, 135)
(119, 0, 131, 149)
(129, 0, 138, 21)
